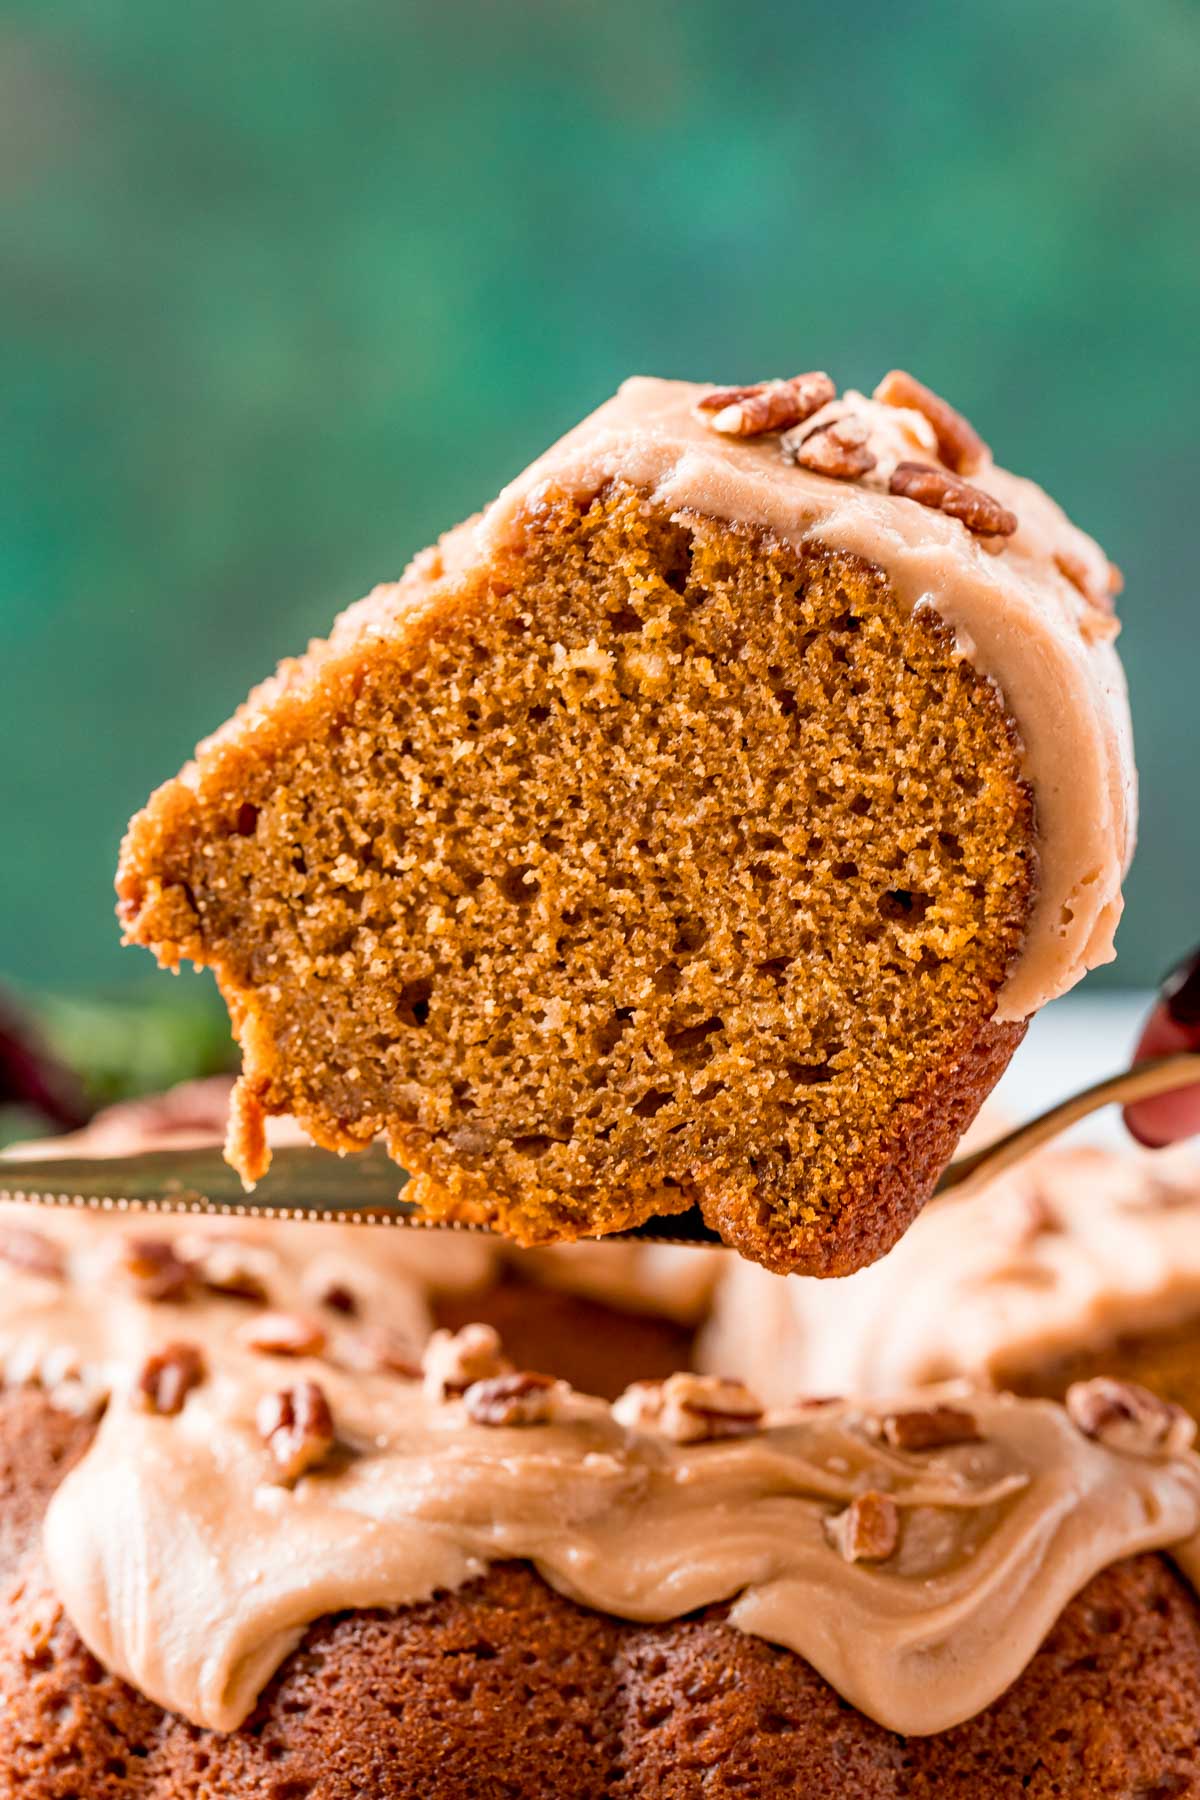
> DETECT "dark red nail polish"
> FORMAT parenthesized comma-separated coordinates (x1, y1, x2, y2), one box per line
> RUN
(1162, 944, 1200, 1027)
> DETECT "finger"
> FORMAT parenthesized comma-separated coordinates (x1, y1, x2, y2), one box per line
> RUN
(1124, 944, 1200, 1147)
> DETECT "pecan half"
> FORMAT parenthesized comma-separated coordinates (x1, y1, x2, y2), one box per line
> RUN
(257, 1380, 336, 1484)
(889, 461, 1017, 537)
(697, 372, 836, 438)
(881, 1405, 981, 1452)
(236, 1311, 327, 1358)
(1066, 1378, 1196, 1459)
(136, 1341, 205, 1416)
(1078, 608, 1121, 646)
(612, 1372, 764, 1444)
(120, 1235, 192, 1303)
(783, 414, 877, 481)
(1053, 547, 1118, 618)
(0, 1224, 65, 1282)
(464, 1371, 562, 1426)
(826, 1490, 900, 1563)
(873, 370, 988, 475)
(422, 1322, 510, 1399)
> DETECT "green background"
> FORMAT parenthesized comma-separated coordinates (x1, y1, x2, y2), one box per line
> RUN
(3, 0, 1198, 1042)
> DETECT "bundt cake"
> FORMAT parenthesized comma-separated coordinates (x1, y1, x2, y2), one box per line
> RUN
(702, 1137, 1200, 1421)
(116, 370, 1133, 1274)
(2, 1199, 1200, 1796)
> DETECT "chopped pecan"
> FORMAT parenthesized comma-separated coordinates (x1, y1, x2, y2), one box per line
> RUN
(422, 1322, 510, 1399)
(872, 370, 988, 475)
(697, 372, 835, 438)
(826, 1490, 900, 1563)
(889, 461, 1017, 537)
(236, 1310, 327, 1358)
(612, 1372, 764, 1444)
(464, 1371, 562, 1426)
(783, 414, 877, 481)
(1053, 547, 1117, 617)
(120, 1235, 192, 1303)
(1078, 608, 1121, 646)
(610, 1379, 667, 1433)
(881, 1405, 981, 1452)
(136, 1341, 205, 1416)
(338, 1325, 421, 1379)
(1054, 548, 1097, 599)
(257, 1380, 336, 1483)
(1066, 1378, 1196, 1458)
(0, 1224, 65, 1282)
(695, 382, 771, 411)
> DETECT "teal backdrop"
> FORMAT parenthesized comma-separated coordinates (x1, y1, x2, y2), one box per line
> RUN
(2, 0, 1198, 1061)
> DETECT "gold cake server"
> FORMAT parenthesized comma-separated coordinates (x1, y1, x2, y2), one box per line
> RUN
(3, 1052, 1200, 1246)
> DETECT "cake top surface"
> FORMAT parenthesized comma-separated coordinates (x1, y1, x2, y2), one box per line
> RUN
(3, 1190, 1199, 1741)
(470, 373, 1134, 1020)
(702, 1138, 1200, 1403)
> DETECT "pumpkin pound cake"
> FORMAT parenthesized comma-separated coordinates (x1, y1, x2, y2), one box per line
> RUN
(5, 1203, 1200, 1799)
(117, 371, 1133, 1273)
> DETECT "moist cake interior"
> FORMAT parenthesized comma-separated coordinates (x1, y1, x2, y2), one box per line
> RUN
(120, 483, 1036, 1271)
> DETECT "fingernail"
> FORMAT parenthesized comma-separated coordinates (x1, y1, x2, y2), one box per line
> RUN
(1161, 944, 1200, 1026)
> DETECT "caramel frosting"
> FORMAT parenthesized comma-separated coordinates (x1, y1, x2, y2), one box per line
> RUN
(463, 375, 1134, 1019)
(0, 1201, 452, 1417)
(700, 1141, 1200, 1404)
(38, 1340, 1200, 1739)
(2, 1189, 1199, 1737)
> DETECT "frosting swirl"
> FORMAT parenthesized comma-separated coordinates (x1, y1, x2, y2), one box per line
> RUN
(40, 1347, 1200, 1737)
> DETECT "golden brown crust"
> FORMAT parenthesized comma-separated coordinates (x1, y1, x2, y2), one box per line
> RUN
(703, 1012, 1028, 1276)
(5, 1388, 1200, 1797)
(118, 486, 1036, 1274)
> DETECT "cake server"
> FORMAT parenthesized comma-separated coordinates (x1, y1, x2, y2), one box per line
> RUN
(3, 1052, 1200, 1245)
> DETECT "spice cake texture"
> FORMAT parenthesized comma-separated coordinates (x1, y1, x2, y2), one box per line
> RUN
(117, 371, 1134, 1272)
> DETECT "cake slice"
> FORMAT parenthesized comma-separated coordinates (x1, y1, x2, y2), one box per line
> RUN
(117, 371, 1133, 1274)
